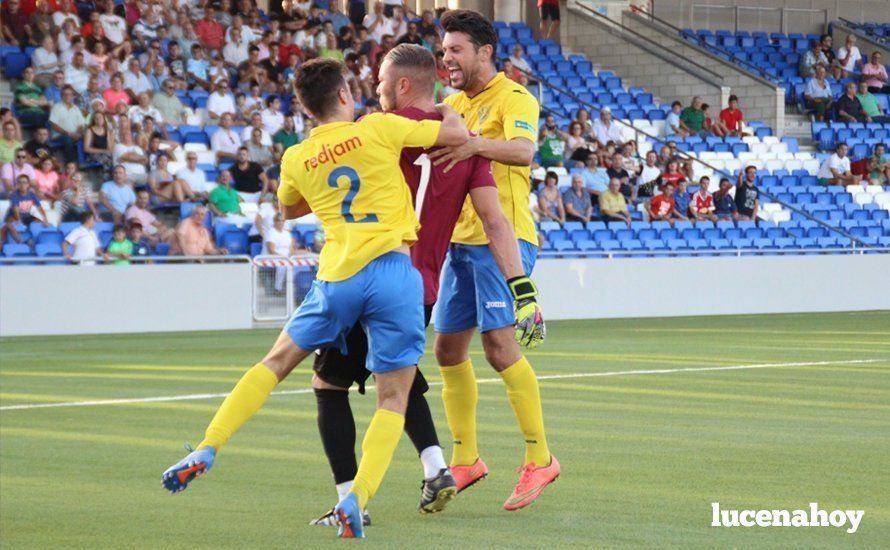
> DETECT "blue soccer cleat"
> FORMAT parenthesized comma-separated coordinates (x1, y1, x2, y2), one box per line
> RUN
(161, 445, 216, 494)
(334, 493, 365, 539)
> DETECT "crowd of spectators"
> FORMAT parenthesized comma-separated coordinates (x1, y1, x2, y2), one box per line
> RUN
(532, 91, 771, 229)
(0, 0, 453, 262)
(800, 34, 890, 122)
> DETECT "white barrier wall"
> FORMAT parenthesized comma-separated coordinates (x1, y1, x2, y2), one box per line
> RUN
(0, 263, 253, 337)
(534, 254, 890, 319)
(2, 255, 888, 337)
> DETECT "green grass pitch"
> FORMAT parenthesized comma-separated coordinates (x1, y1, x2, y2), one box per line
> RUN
(1, 312, 889, 548)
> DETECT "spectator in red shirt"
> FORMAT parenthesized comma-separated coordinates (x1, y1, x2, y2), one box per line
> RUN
(659, 159, 687, 190)
(689, 176, 717, 221)
(195, 6, 225, 53)
(648, 182, 687, 225)
(717, 94, 744, 137)
(277, 31, 303, 66)
(502, 58, 522, 83)
(1, 0, 31, 46)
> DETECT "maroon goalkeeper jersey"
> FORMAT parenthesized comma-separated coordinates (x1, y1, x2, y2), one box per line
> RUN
(394, 107, 496, 304)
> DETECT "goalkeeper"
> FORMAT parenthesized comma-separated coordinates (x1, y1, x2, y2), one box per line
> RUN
(425, 10, 559, 512)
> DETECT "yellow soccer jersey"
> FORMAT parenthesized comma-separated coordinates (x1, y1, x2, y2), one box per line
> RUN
(278, 113, 440, 282)
(445, 72, 539, 246)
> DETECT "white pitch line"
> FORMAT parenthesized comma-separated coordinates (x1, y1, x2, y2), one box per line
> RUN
(0, 358, 883, 412)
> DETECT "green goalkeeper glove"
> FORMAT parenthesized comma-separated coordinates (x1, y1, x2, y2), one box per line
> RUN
(508, 276, 546, 349)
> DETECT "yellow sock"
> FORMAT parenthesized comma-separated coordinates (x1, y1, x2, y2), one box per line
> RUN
(439, 359, 478, 466)
(350, 409, 405, 509)
(197, 363, 278, 451)
(500, 356, 551, 466)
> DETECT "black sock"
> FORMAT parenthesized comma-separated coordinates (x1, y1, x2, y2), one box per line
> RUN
(314, 388, 357, 484)
(404, 382, 440, 455)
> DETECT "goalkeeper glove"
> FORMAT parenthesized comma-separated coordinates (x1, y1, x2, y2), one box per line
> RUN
(508, 276, 546, 349)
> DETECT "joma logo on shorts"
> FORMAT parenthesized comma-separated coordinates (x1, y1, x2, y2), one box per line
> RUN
(485, 301, 507, 309)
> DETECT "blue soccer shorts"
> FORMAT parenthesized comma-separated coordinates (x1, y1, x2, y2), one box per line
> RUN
(434, 240, 538, 334)
(285, 251, 425, 374)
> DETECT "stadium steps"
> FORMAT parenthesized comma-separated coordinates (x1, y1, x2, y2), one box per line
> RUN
(783, 113, 816, 150)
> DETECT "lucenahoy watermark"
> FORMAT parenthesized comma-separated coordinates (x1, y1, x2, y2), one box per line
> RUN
(711, 502, 864, 534)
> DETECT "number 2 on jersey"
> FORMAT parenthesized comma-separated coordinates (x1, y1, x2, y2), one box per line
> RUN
(327, 166, 378, 223)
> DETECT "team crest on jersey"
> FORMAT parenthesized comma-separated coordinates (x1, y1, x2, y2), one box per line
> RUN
(476, 106, 491, 127)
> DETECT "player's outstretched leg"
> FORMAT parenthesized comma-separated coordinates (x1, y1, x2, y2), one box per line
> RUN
(161, 331, 307, 494)
(481, 327, 559, 511)
(335, 366, 416, 538)
(435, 329, 489, 493)
(403, 374, 456, 513)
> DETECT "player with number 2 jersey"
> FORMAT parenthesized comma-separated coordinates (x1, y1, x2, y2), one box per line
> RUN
(308, 44, 533, 526)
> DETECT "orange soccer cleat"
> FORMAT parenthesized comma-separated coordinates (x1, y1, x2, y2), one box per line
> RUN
(503, 455, 560, 511)
(450, 457, 489, 493)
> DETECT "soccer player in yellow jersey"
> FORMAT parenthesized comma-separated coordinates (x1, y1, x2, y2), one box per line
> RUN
(161, 58, 468, 539)
(426, 10, 560, 511)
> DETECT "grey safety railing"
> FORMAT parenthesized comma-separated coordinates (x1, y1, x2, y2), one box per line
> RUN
(636, 8, 783, 85)
(0, 254, 252, 265)
(518, 67, 872, 249)
(689, 4, 829, 35)
(575, 1, 725, 84)
(537, 246, 889, 260)
(251, 253, 319, 322)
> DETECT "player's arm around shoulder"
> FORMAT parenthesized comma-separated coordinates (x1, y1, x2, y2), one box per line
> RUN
(433, 103, 469, 147)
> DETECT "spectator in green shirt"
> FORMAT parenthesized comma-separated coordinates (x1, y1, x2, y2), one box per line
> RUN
(680, 96, 707, 137)
(14, 67, 51, 128)
(537, 115, 567, 168)
(273, 115, 301, 150)
(868, 143, 890, 185)
(105, 224, 134, 265)
(856, 81, 890, 123)
(208, 170, 242, 216)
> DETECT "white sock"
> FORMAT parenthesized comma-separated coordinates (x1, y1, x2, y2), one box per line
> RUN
(336, 480, 353, 502)
(419, 445, 448, 479)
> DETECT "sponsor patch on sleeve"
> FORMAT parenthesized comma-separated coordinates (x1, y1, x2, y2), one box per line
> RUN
(514, 120, 535, 132)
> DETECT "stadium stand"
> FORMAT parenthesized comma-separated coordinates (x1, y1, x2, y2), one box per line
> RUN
(0, 3, 886, 263)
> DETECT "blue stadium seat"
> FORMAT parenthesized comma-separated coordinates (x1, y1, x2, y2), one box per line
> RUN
(35, 243, 63, 257)
(36, 231, 63, 246)
(220, 230, 249, 254)
(3, 52, 29, 79)
(3, 243, 31, 257)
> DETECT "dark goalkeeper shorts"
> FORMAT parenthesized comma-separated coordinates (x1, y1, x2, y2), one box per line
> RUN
(312, 304, 434, 394)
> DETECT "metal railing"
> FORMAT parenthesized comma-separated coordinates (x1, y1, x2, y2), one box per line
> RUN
(576, 1, 724, 83)
(632, 8, 783, 85)
(519, 41, 871, 248)
(689, 4, 829, 35)
(837, 18, 889, 47)
(537, 246, 889, 260)
(251, 253, 319, 322)
(0, 254, 252, 265)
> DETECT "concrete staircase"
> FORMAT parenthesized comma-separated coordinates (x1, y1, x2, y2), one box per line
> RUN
(783, 111, 817, 152)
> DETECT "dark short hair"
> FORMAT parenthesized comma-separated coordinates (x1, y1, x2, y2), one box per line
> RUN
(294, 58, 348, 119)
(113, 224, 126, 233)
(441, 9, 498, 54)
(81, 211, 94, 223)
(672, 100, 682, 108)
(265, 94, 279, 107)
(728, 94, 738, 103)
(701, 103, 709, 110)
